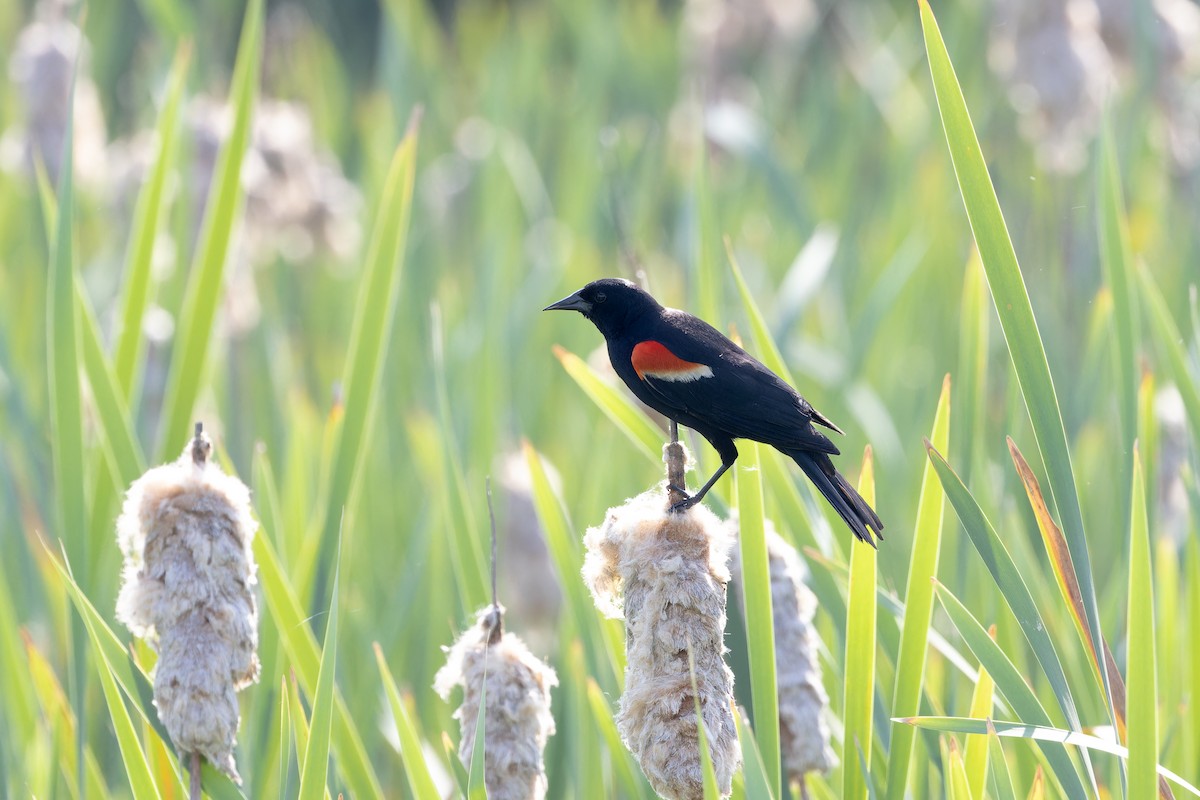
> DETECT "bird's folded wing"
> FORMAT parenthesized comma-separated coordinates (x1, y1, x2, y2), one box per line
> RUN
(640, 364, 841, 455)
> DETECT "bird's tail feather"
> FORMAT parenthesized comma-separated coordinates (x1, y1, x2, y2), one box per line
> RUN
(791, 450, 884, 547)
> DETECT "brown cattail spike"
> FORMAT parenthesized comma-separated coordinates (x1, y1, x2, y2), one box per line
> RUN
(435, 606, 558, 800)
(116, 431, 260, 783)
(582, 469, 741, 800)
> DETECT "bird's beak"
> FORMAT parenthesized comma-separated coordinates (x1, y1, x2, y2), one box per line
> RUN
(543, 290, 592, 314)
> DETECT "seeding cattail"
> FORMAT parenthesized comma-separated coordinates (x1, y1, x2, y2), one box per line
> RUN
(582, 441, 740, 800)
(434, 605, 558, 800)
(727, 516, 835, 785)
(115, 424, 260, 787)
(988, 0, 1112, 173)
(495, 451, 563, 647)
(2, 0, 107, 186)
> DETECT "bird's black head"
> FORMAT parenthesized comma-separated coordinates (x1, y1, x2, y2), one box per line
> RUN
(544, 278, 662, 339)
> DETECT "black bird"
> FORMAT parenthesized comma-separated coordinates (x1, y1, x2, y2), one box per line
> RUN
(546, 277, 884, 546)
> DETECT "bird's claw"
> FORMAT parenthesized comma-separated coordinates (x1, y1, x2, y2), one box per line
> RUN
(668, 486, 700, 513)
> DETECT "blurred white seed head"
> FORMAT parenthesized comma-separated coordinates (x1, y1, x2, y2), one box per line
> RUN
(495, 452, 563, 649)
(583, 487, 741, 799)
(115, 431, 260, 782)
(990, 0, 1114, 173)
(3, 3, 107, 187)
(727, 516, 835, 781)
(434, 605, 558, 800)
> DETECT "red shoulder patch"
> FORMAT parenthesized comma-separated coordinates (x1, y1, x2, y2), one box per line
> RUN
(631, 341, 714, 382)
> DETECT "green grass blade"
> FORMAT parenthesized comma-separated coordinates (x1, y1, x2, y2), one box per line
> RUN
(253, 533, 385, 799)
(155, 0, 261, 459)
(552, 345, 663, 462)
(1188, 539, 1200, 784)
(288, 674, 311, 777)
(312, 121, 420, 609)
(886, 374, 950, 800)
(113, 42, 190, 396)
(1096, 124, 1139, 462)
(298, 544, 338, 800)
(944, 737, 971, 800)
(930, 583, 1090, 799)
(918, 0, 1113, 734)
(1138, 265, 1200, 458)
(76, 281, 146, 485)
(736, 441, 781, 799)
(964, 646, 995, 800)
(1007, 440, 1121, 741)
(955, 249, 989, 482)
(442, 732, 469, 798)
(925, 443, 1080, 731)
(522, 441, 622, 686)
(585, 679, 648, 797)
(44, 59, 86, 798)
(726, 238, 797, 386)
(687, 644, 721, 800)
(1127, 446, 1157, 799)
(987, 721, 1018, 800)
(279, 676, 293, 797)
(466, 676, 487, 800)
(897, 717, 1200, 797)
(82, 609, 162, 800)
(843, 448, 877, 800)
(374, 644, 441, 799)
(733, 702, 776, 800)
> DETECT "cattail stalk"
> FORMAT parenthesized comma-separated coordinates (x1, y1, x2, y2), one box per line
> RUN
(582, 443, 741, 800)
(115, 425, 260, 785)
(434, 605, 558, 800)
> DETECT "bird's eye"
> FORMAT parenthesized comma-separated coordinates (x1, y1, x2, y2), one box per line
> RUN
(595, 292, 607, 303)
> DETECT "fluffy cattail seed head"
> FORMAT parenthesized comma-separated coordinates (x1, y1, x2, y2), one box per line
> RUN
(727, 517, 835, 782)
(582, 486, 741, 799)
(115, 429, 260, 782)
(434, 605, 558, 800)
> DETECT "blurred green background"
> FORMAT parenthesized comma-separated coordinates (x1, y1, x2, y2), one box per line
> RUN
(1, 0, 1198, 796)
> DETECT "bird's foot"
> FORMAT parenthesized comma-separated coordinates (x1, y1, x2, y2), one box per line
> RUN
(668, 485, 700, 513)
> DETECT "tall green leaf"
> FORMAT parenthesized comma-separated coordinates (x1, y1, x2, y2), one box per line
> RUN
(886, 374, 950, 800)
(930, 583, 1090, 799)
(843, 449, 877, 800)
(918, 0, 1113, 733)
(1138, 265, 1200, 458)
(253, 533, 385, 799)
(114, 42, 190, 396)
(735, 442, 780, 798)
(964, 644, 995, 800)
(1127, 447, 1157, 799)
(1096, 124, 1138, 468)
(312, 119, 420, 610)
(44, 63, 86, 798)
(897, 717, 1199, 797)
(156, 0, 262, 459)
(374, 644, 441, 799)
(298, 547, 339, 800)
(925, 443, 1081, 733)
(76, 282, 146, 485)
(552, 345, 663, 462)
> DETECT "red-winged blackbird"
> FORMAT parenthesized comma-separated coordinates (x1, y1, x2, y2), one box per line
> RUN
(546, 277, 884, 546)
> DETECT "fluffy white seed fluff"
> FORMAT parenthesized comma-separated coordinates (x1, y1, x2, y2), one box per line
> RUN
(434, 606, 558, 800)
(115, 436, 260, 782)
(582, 488, 741, 800)
(727, 517, 835, 782)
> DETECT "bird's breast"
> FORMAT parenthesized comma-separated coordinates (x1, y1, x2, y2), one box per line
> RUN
(630, 340, 714, 383)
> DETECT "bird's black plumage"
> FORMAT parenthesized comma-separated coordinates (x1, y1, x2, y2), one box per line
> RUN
(546, 277, 884, 546)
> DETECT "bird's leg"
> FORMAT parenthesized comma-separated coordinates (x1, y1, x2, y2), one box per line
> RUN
(670, 443, 738, 512)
